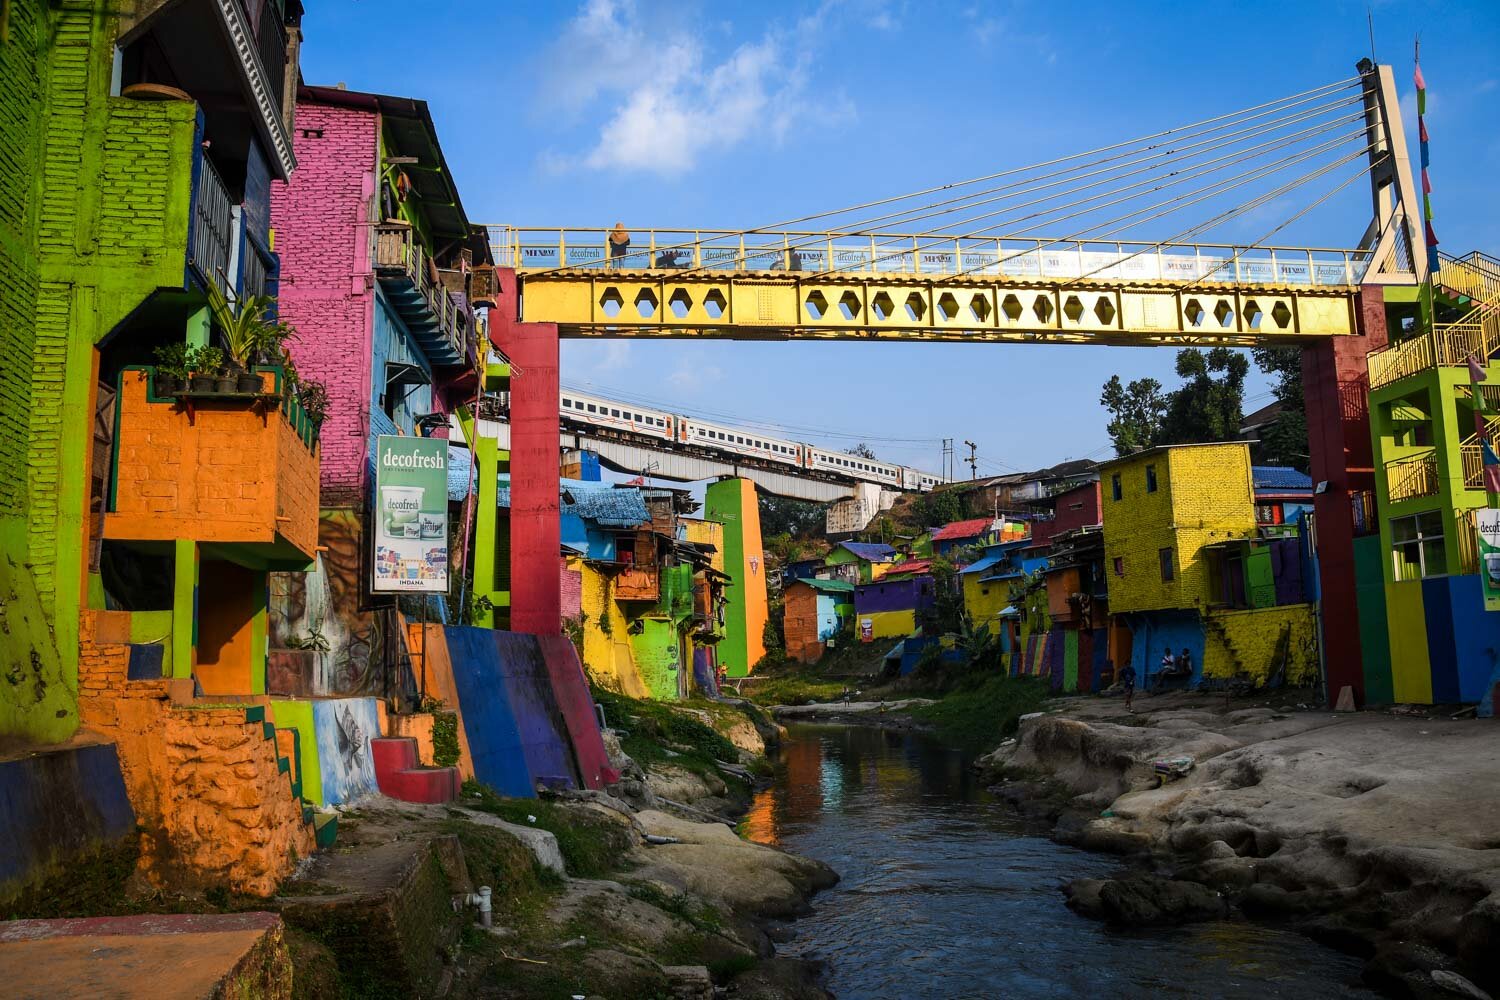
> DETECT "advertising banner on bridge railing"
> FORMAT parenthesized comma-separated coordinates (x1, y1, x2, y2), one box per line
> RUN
(1477, 509, 1500, 612)
(373, 436, 449, 594)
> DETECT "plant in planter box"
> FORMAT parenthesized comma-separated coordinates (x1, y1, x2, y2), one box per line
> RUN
(208, 285, 280, 394)
(187, 346, 223, 393)
(152, 342, 191, 396)
(296, 378, 329, 427)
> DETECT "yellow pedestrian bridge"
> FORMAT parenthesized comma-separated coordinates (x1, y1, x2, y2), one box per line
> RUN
(490, 226, 1367, 345)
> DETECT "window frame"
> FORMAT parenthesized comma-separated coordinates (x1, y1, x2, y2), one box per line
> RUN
(1390, 510, 1447, 581)
(1145, 464, 1158, 493)
(1158, 546, 1174, 581)
(1110, 473, 1122, 501)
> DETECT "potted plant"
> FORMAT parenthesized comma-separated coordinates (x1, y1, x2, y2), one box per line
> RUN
(208, 284, 275, 394)
(212, 351, 237, 394)
(152, 342, 191, 396)
(187, 346, 222, 393)
(297, 377, 329, 427)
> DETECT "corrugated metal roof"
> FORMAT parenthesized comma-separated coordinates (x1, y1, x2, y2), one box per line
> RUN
(959, 553, 1006, 576)
(838, 541, 897, 562)
(1252, 465, 1313, 491)
(883, 559, 933, 577)
(932, 518, 993, 541)
(789, 578, 855, 594)
(559, 480, 649, 527)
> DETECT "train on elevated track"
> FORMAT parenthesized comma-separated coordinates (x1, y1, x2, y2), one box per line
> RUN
(555, 389, 949, 492)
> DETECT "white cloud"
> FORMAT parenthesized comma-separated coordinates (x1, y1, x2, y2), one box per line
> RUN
(667, 361, 723, 389)
(538, 0, 849, 175)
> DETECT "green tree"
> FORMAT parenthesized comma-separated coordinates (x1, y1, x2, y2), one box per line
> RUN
(845, 442, 878, 459)
(1249, 346, 1309, 473)
(1100, 375, 1167, 456)
(759, 495, 825, 539)
(914, 488, 963, 527)
(1160, 347, 1249, 445)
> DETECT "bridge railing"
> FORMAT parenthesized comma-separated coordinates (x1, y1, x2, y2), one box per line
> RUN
(488, 226, 1371, 288)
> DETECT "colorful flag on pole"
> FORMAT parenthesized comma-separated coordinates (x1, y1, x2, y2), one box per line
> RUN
(1416, 56, 1439, 272)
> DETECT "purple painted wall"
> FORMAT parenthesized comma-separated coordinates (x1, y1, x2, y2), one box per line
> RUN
(854, 575, 937, 615)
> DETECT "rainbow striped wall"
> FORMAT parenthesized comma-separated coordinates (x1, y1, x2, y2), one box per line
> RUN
(1011, 628, 1108, 693)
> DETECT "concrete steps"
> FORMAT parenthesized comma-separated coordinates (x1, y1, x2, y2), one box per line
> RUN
(371, 737, 461, 804)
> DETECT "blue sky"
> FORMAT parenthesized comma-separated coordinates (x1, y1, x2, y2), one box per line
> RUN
(300, 1, 1500, 479)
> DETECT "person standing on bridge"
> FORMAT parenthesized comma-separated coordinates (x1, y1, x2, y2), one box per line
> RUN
(609, 222, 630, 268)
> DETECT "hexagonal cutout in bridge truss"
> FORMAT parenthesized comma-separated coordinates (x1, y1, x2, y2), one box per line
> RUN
(871, 291, 896, 321)
(635, 289, 659, 319)
(1062, 295, 1085, 323)
(937, 293, 961, 322)
(838, 291, 862, 321)
(1271, 301, 1293, 329)
(1213, 299, 1234, 328)
(1184, 298, 1206, 327)
(668, 289, 692, 320)
(1001, 294, 1023, 322)
(805, 290, 829, 321)
(703, 289, 727, 320)
(969, 295, 992, 324)
(1243, 299, 1264, 329)
(1094, 296, 1117, 326)
(599, 287, 624, 319)
(1033, 294, 1055, 325)
(904, 293, 927, 323)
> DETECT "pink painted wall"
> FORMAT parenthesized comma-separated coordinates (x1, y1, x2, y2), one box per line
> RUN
(270, 102, 380, 506)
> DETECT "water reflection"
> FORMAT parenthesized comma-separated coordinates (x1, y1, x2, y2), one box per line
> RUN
(745, 724, 1371, 1000)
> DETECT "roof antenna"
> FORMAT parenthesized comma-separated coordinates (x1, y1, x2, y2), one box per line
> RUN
(1367, 7, 1376, 62)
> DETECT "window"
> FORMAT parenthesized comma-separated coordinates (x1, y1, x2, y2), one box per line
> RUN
(1391, 510, 1446, 581)
(1145, 464, 1158, 492)
(587, 403, 597, 413)
(1111, 474, 1122, 501)
(610, 408, 621, 417)
(562, 399, 573, 408)
(1158, 547, 1174, 581)
(1113, 556, 1124, 576)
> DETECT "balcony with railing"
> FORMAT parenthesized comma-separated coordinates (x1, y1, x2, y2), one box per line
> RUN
(189, 156, 235, 299)
(1384, 451, 1441, 503)
(104, 367, 320, 568)
(1368, 254, 1500, 390)
(373, 224, 472, 366)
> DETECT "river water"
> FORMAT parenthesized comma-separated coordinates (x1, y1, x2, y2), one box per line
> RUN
(742, 723, 1371, 1000)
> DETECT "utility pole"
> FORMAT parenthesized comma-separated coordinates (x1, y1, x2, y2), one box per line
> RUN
(963, 440, 978, 480)
(941, 438, 954, 481)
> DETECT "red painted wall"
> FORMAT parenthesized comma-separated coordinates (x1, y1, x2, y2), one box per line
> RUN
(1302, 286, 1389, 706)
(490, 269, 561, 634)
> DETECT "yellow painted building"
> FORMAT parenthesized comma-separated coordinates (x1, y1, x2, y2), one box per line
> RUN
(962, 571, 1011, 628)
(681, 518, 725, 574)
(568, 555, 652, 699)
(860, 609, 918, 640)
(1101, 443, 1258, 614)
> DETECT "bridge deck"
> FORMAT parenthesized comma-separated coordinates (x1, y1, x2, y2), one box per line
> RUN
(491, 227, 1367, 345)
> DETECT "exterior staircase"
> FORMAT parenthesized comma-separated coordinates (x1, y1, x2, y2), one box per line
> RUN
(371, 736, 463, 804)
(1368, 251, 1500, 390)
(246, 705, 338, 848)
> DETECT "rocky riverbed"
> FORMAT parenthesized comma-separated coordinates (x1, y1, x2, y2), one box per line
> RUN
(978, 692, 1500, 998)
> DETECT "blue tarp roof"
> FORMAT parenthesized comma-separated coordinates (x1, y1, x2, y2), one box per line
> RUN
(449, 449, 648, 527)
(1253, 465, 1313, 491)
(838, 541, 897, 561)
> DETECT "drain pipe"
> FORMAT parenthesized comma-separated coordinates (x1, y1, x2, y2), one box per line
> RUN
(466, 886, 493, 928)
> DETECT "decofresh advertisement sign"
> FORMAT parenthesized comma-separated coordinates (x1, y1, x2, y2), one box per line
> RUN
(373, 436, 448, 593)
(1477, 509, 1500, 612)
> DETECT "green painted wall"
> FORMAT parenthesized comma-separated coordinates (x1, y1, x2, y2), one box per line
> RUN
(705, 480, 751, 677)
(1353, 534, 1394, 704)
(129, 610, 174, 676)
(629, 618, 681, 701)
(0, 2, 198, 742)
(269, 700, 322, 806)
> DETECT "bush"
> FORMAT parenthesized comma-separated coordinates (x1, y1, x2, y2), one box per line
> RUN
(911, 675, 1049, 753)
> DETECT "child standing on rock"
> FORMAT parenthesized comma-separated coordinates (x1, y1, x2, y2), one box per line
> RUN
(1120, 661, 1137, 711)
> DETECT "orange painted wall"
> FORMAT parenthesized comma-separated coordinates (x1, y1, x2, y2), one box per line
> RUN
(404, 621, 477, 782)
(106, 371, 320, 559)
(196, 561, 256, 696)
(783, 584, 823, 663)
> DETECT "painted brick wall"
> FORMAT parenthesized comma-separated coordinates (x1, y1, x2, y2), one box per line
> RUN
(1203, 604, 1319, 686)
(107, 371, 320, 560)
(0, 0, 44, 522)
(1103, 444, 1256, 614)
(271, 102, 380, 505)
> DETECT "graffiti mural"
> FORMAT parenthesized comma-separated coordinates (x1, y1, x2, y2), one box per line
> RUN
(269, 509, 382, 697)
(312, 698, 380, 805)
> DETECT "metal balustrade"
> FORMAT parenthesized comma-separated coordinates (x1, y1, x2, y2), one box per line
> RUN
(490, 225, 1370, 287)
(373, 223, 470, 363)
(1384, 452, 1441, 502)
(189, 156, 234, 298)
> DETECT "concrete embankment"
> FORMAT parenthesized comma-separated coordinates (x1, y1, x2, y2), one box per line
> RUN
(978, 693, 1500, 997)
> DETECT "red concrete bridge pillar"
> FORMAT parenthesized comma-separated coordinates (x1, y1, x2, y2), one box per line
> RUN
(1302, 286, 1389, 707)
(491, 269, 561, 635)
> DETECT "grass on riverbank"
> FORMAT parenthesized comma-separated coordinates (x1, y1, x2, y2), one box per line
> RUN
(460, 783, 634, 879)
(910, 675, 1050, 753)
(738, 670, 852, 707)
